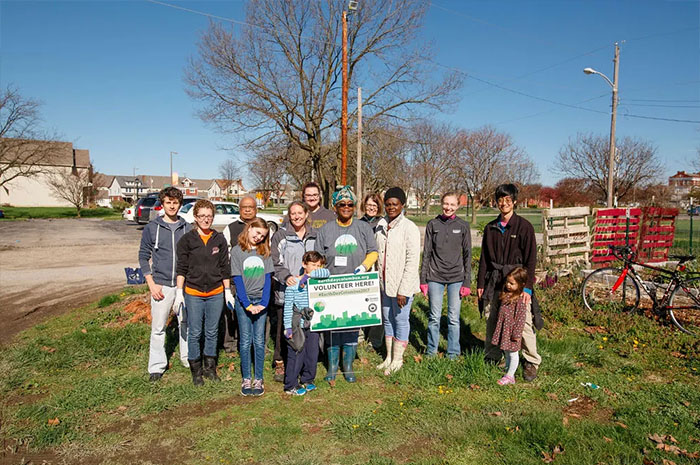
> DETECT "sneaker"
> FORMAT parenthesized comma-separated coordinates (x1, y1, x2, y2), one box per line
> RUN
(522, 361, 538, 382)
(149, 373, 162, 382)
(285, 386, 306, 396)
(497, 375, 516, 386)
(241, 378, 253, 396)
(303, 383, 316, 392)
(252, 379, 265, 397)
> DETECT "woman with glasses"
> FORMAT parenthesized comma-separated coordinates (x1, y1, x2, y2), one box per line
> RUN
(476, 183, 542, 381)
(176, 200, 235, 386)
(360, 193, 383, 233)
(315, 186, 378, 384)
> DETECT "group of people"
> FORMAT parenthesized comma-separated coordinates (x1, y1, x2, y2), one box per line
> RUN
(138, 181, 542, 396)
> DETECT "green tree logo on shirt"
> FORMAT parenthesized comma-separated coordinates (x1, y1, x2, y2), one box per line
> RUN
(242, 256, 265, 279)
(334, 234, 358, 256)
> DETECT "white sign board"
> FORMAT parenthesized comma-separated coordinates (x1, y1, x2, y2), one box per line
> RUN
(308, 272, 382, 331)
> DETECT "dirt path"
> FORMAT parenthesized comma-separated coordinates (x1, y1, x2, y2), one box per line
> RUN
(0, 218, 143, 342)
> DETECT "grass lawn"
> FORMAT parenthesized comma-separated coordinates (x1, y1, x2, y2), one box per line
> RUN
(1, 278, 698, 464)
(1, 206, 122, 220)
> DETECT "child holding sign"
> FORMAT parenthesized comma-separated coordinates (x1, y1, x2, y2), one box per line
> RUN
(283, 251, 331, 395)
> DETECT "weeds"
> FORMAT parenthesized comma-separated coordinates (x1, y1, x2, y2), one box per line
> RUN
(1, 279, 699, 464)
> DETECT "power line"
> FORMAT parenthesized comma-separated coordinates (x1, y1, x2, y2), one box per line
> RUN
(621, 103, 700, 108)
(626, 99, 700, 103)
(621, 113, 700, 124)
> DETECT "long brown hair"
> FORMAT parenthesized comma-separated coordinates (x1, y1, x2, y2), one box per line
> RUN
(500, 267, 528, 302)
(237, 217, 271, 257)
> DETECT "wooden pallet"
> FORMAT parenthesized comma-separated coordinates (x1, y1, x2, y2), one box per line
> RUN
(542, 207, 591, 266)
(591, 208, 641, 268)
(638, 207, 679, 262)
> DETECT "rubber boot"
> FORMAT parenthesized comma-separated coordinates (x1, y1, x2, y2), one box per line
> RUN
(342, 344, 357, 383)
(376, 336, 393, 370)
(189, 358, 204, 386)
(324, 345, 340, 383)
(203, 355, 220, 382)
(385, 339, 407, 375)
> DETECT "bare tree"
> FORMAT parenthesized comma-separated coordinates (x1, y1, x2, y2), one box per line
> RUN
(556, 133, 662, 202)
(451, 126, 537, 223)
(186, 0, 462, 204)
(248, 145, 287, 205)
(218, 158, 239, 198)
(360, 122, 411, 195)
(0, 86, 61, 193)
(46, 164, 96, 217)
(408, 121, 456, 214)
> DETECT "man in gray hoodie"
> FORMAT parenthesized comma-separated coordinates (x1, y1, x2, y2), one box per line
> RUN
(138, 187, 191, 381)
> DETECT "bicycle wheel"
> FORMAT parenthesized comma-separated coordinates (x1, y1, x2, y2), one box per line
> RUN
(668, 284, 700, 336)
(582, 267, 640, 313)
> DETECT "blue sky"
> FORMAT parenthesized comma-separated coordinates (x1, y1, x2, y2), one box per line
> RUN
(1, 0, 698, 187)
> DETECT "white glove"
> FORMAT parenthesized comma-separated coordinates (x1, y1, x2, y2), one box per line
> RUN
(354, 264, 366, 274)
(173, 289, 186, 317)
(224, 288, 235, 312)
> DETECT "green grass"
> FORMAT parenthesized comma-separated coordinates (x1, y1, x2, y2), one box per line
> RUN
(0, 206, 121, 220)
(1, 279, 698, 464)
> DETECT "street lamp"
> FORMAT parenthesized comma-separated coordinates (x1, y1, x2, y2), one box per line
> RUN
(583, 42, 619, 208)
(170, 151, 178, 186)
(341, 0, 358, 185)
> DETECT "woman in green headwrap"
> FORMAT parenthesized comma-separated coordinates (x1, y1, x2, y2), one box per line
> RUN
(314, 186, 378, 383)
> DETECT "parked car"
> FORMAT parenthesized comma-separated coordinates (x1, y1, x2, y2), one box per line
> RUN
(148, 196, 200, 222)
(177, 201, 283, 233)
(122, 206, 135, 221)
(134, 194, 159, 225)
(688, 206, 700, 216)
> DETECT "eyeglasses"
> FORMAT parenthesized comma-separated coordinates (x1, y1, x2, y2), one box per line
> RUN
(304, 193, 320, 199)
(336, 202, 355, 208)
(196, 214, 214, 219)
(241, 206, 256, 210)
(497, 197, 514, 205)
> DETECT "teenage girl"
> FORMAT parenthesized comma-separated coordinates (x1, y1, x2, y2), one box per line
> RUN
(231, 217, 274, 396)
(491, 267, 529, 385)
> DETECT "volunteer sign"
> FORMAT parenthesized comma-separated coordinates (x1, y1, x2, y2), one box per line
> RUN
(308, 272, 382, 331)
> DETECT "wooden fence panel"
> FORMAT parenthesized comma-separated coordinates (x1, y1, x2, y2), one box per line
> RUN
(542, 207, 590, 266)
(590, 208, 641, 268)
(638, 207, 679, 262)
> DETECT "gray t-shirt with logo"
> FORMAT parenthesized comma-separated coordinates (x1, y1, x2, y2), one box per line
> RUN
(315, 219, 377, 274)
(230, 245, 274, 300)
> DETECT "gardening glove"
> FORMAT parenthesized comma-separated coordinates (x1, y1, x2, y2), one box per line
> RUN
(224, 288, 235, 312)
(420, 284, 428, 298)
(285, 328, 293, 339)
(354, 264, 366, 274)
(173, 289, 186, 317)
(459, 286, 471, 298)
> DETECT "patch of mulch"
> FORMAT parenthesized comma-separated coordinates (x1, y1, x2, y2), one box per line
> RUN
(562, 395, 613, 423)
(102, 294, 152, 328)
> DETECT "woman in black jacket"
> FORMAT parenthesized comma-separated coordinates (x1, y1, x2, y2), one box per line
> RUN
(176, 200, 234, 386)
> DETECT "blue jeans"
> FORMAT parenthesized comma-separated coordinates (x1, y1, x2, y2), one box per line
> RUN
(235, 299, 268, 380)
(381, 292, 413, 342)
(427, 281, 462, 356)
(185, 292, 224, 360)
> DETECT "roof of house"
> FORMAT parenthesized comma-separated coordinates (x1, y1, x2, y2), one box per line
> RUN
(669, 171, 700, 179)
(0, 138, 90, 168)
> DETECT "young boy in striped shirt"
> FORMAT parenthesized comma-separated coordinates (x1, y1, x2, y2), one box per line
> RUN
(283, 251, 330, 395)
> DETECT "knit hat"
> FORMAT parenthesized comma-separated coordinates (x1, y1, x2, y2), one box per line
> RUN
(384, 186, 406, 205)
(332, 185, 356, 206)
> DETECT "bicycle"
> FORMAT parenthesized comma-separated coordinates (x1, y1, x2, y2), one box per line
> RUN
(581, 245, 700, 336)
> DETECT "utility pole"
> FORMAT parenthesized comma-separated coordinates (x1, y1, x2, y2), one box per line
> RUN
(356, 87, 362, 198)
(341, 9, 349, 185)
(607, 43, 620, 208)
